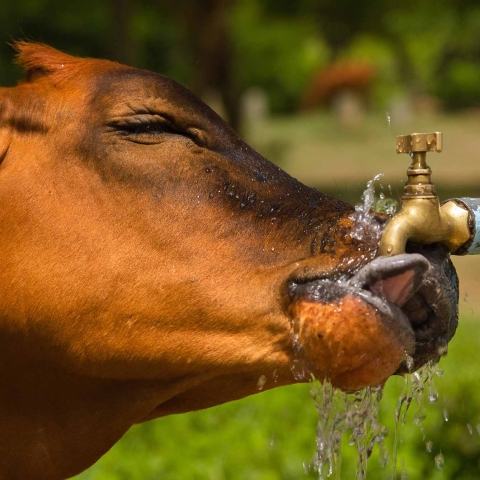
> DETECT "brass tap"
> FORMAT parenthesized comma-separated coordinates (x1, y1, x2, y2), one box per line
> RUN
(378, 132, 476, 256)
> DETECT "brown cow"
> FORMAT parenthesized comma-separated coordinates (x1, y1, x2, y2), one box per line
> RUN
(0, 43, 457, 479)
(299, 61, 376, 111)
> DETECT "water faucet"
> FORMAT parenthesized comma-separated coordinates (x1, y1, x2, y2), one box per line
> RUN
(378, 131, 480, 257)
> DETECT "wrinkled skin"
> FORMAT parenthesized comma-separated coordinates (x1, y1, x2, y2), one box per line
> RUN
(0, 43, 458, 479)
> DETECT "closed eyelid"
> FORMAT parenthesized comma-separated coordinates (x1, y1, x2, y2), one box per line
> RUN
(107, 114, 170, 128)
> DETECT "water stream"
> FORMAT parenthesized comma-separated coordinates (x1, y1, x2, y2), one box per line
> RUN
(307, 380, 388, 480)
(304, 177, 444, 479)
(307, 362, 443, 480)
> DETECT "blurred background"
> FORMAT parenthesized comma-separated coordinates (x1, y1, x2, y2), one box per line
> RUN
(2, 0, 480, 478)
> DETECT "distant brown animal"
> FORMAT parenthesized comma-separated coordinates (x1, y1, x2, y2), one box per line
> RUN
(0, 43, 457, 479)
(300, 61, 376, 111)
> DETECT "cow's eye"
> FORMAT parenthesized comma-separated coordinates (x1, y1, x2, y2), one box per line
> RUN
(110, 115, 184, 143)
(128, 122, 168, 135)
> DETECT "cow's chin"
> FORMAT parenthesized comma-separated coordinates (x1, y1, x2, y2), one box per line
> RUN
(287, 251, 458, 391)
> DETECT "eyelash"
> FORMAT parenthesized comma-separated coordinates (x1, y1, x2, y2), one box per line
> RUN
(112, 116, 200, 145)
(123, 122, 169, 136)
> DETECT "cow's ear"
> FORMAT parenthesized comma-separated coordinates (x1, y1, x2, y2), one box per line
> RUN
(12, 41, 76, 83)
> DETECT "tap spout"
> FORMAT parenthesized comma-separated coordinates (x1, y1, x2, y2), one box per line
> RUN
(378, 131, 476, 257)
(378, 197, 472, 256)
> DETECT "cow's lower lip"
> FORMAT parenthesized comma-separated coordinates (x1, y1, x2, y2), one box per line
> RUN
(288, 253, 438, 374)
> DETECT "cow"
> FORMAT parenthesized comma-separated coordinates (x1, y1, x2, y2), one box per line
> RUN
(299, 61, 376, 112)
(0, 43, 458, 479)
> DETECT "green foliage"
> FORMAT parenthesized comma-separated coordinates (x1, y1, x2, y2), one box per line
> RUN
(77, 316, 480, 479)
(1, 0, 480, 113)
(343, 34, 399, 108)
(231, 0, 328, 113)
(437, 61, 480, 110)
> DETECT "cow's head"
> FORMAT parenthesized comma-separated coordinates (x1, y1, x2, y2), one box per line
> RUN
(0, 43, 458, 478)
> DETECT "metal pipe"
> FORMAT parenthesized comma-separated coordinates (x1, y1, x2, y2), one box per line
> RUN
(450, 198, 480, 255)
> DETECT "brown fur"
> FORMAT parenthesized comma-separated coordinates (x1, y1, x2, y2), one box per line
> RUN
(0, 44, 410, 478)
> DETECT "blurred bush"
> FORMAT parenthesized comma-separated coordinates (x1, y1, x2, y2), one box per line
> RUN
(231, 1, 329, 113)
(2, 0, 480, 128)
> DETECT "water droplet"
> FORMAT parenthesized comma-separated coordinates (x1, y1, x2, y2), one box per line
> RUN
(303, 461, 312, 474)
(405, 355, 414, 372)
(437, 342, 448, 356)
(257, 375, 267, 390)
(428, 392, 438, 403)
(426, 441, 433, 452)
(443, 409, 449, 422)
(290, 359, 305, 380)
(435, 452, 444, 469)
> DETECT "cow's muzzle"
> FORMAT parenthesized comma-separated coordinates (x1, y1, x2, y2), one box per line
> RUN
(287, 247, 458, 391)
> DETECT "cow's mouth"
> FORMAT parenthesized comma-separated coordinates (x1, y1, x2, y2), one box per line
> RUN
(346, 253, 447, 372)
(288, 249, 458, 388)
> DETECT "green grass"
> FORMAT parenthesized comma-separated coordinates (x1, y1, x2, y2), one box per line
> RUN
(77, 316, 480, 480)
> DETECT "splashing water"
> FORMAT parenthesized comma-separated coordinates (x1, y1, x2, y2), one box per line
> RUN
(306, 361, 444, 479)
(349, 174, 398, 244)
(307, 381, 388, 480)
(391, 361, 443, 479)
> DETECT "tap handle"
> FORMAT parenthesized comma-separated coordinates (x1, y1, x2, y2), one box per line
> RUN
(396, 132, 443, 154)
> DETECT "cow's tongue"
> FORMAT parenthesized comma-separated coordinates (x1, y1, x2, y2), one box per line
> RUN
(348, 254, 430, 308)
